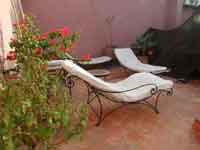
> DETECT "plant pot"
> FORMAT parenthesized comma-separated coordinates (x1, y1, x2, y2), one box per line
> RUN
(145, 47, 157, 64)
(130, 47, 143, 56)
(193, 119, 200, 143)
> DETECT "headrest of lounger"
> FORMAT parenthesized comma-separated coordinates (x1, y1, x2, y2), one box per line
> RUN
(114, 48, 137, 57)
(48, 60, 63, 67)
(62, 59, 95, 78)
(61, 59, 77, 71)
(114, 48, 139, 64)
(61, 59, 112, 91)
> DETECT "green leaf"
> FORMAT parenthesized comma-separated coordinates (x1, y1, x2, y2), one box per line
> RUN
(35, 127, 54, 139)
(61, 111, 70, 127)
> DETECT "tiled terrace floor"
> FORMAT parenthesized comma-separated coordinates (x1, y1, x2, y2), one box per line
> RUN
(58, 66, 200, 150)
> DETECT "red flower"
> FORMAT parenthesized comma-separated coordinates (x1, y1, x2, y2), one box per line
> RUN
(59, 45, 71, 53)
(7, 51, 16, 61)
(35, 32, 49, 41)
(193, 119, 200, 142)
(48, 39, 56, 46)
(40, 32, 49, 40)
(60, 27, 70, 38)
(82, 54, 92, 61)
(59, 45, 66, 52)
(64, 48, 71, 52)
(35, 48, 43, 55)
(37, 35, 48, 41)
(43, 32, 49, 37)
(50, 28, 58, 33)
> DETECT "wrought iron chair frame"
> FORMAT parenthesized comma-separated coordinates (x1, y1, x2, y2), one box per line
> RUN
(63, 70, 173, 126)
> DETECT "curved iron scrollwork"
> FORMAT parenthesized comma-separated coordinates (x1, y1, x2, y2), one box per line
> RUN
(65, 76, 75, 89)
(151, 86, 158, 95)
(166, 88, 173, 96)
(65, 74, 76, 96)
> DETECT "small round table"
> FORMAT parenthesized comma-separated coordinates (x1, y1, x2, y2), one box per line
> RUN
(80, 56, 112, 65)
(79, 56, 112, 69)
(88, 69, 111, 77)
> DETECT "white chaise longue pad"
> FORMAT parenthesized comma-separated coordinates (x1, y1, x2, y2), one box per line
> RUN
(61, 60, 173, 103)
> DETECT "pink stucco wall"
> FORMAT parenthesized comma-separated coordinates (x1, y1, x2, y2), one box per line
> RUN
(22, 0, 177, 57)
(165, 0, 185, 29)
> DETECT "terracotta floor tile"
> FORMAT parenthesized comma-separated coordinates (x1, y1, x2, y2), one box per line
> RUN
(58, 66, 200, 150)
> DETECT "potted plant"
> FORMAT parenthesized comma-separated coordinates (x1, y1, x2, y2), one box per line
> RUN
(0, 16, 88, 150)
(131, 32, 157, 56)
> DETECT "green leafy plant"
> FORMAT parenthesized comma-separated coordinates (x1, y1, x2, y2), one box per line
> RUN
(131, 32, 157, 55)
(0, 16, 88, 150)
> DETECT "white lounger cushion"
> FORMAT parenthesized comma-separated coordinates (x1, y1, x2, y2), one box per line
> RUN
(114, 48, 168, 74)
(48, 60, 63, 70)
(61, 60, 173, 102)
(111, 73, 173, 102)
(48, 60, 63, 67)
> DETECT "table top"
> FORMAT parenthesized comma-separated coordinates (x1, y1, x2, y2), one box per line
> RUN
(88, 69, 111, 77)
(80, 56, 112, 65)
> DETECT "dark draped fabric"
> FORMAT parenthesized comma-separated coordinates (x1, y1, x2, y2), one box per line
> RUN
(142, 6, 200, 78)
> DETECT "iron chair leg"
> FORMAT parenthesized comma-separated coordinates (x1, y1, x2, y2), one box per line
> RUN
(87, 89, 166, 126)
(65, 76, 173, 126)
(142, 91, 162, 114)
(86, 87, 104, 126)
